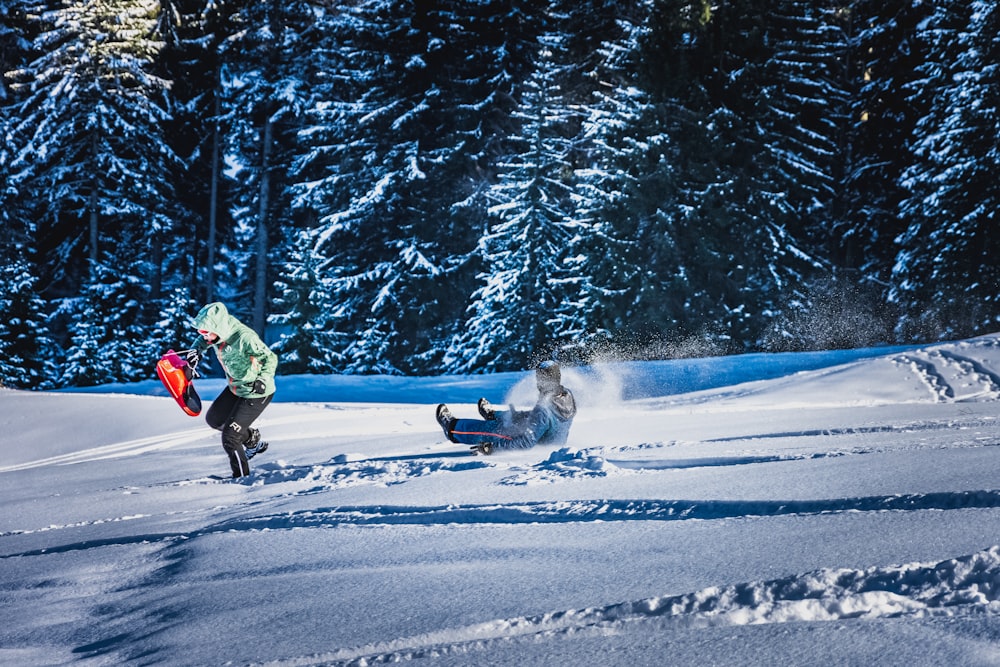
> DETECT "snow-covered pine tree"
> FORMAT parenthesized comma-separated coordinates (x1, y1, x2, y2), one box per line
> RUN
(844, 0, 933, 282)
(893, 0, 1000, 340)
(148, 286, 200, 362)
(618, 0, 823, 351)
(760, 1, 851, 250)
(0, 253, 57, 389)
(60, 248, 153, 386)
(612, 0, 747, 352)
(0, 1, 29, 103)
(752, 1, 893, 350)
(152, 0, 227, 307)
(9, 0, 181, 297)
(214, 0, 312, 334)
(270, 230, 347, 373)
(273, 0, 410, 375)
(558, 0, 677, 360)
(447, 28, 591, 372)
(0, 10, 50, 385)
(293, 0, 539, 374)
(472, 0, 654, 366)
(579, 0, 716, 350)
(276, 4, 359, 374)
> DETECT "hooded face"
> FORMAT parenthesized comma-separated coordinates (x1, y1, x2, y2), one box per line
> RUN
(536, 360, 561, 394)
(193, 302, 234, 342)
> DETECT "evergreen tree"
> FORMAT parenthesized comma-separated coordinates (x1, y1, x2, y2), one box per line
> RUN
(0, 253, 56, 388)
(621, 0, 821, 351)
(545, 0, 653, 360)
(0, 1, 28, 103)
(893, 0, 1000, 340)
(595, 0, 718, 347)
(277, 4, 367, 373)
(148, 286, 200, 358)
(752, 1, 895, 350)
(448, 0, 656, 371)
(552, 0, 672, 355)
(9, 0, 182, 311)
(761, 1, 851, 256)
(270, 230, 347, 373)
(59, 249, 153, 386)
(846, 0, 933, 281)
(153, 0, 226, 306)
(292, 0, 539, 374)
(214, 0, 312, 333)
(449, 30, 586, 371)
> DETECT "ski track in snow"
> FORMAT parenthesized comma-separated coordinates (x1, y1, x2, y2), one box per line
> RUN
(6, 487, 1000, 559)
(894, 344, 1000, 403)
(255, 546, 1000, 666)
(4, 409, 999, 550)
(0, 427, 207, 473)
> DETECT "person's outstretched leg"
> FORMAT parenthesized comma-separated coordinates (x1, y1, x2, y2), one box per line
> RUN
(449, 418, 514, 447)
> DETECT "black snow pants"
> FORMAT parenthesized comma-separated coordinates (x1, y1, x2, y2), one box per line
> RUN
(205, 387, 274, 478)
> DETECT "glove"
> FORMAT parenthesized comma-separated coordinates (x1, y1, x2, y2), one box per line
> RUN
(250, 379, 266, 395)
(184, 349, 202, 366)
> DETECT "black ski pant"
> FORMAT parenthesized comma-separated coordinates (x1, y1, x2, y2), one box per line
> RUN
(205, 387, 274, 478)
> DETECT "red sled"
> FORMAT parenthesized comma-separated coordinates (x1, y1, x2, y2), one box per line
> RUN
(156, 349, 202, 416)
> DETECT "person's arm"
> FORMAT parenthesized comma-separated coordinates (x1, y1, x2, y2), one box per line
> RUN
(239, 331, 277, 395)
(251, 338, 277, 384)
(501, 406, 550, 450)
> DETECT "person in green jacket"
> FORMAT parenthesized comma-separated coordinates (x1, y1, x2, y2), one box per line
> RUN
(186, 302, 278, 478)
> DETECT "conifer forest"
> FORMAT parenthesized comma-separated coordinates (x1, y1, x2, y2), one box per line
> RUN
(1, 0, 998, 388)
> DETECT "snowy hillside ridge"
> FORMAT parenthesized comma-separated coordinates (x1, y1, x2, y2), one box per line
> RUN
(637, 333, 1000, 410)
(3, 335, 1000, 665)
(277, 547, 1000, 666)
(52, 334, 1000, 406)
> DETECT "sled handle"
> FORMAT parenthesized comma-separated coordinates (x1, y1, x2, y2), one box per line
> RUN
(163, 349, 201, 377)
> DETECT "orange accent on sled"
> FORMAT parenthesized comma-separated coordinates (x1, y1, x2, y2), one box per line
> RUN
(156, 350, 202, 416)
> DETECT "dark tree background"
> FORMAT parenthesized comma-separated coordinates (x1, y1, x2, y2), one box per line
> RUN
(1, 0, 997, 387)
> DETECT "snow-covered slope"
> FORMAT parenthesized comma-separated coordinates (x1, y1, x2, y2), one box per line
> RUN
(3, 336, 1000, 665)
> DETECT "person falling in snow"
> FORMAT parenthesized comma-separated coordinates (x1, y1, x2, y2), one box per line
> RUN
(184, 302, 278, 478)
(435, 360, 577, 454)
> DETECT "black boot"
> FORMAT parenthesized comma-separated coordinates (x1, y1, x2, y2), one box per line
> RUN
(245, 428, 269, 459)
(436, 404, 456, 441)
(477, 398, 496, 420)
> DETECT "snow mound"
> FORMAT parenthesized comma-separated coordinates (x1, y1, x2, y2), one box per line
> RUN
(281, 547, 1000, 665)
(250, 455, 490, 490)
(498, 447, 625, 485)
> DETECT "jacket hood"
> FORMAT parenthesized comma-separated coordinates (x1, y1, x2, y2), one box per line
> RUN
(193, 302, 236, 339)
(536, 360, 561, 394)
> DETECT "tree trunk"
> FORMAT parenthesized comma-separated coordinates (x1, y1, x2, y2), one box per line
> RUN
(253, 114, 272, 334)
(89, 168, 99, 267)
(208, 84, 221, 304)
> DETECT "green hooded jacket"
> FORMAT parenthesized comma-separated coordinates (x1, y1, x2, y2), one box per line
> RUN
(191, 302, 278, 398)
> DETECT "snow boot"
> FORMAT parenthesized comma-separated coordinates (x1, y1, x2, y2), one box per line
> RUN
(472, 443, 494, 456)
(247, 440, 268, 459)
(477, 398, 496, 420)
(245, 427, 269, 459)
(436, 404, 456, 441)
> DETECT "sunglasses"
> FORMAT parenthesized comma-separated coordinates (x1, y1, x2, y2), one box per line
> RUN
(197, 329, 212, 335)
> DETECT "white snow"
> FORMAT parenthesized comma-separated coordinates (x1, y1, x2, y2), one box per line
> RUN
(3, 336, 1000, 665)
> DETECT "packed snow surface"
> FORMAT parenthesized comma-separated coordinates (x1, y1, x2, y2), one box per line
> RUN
(3, 336, 1000, 665)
